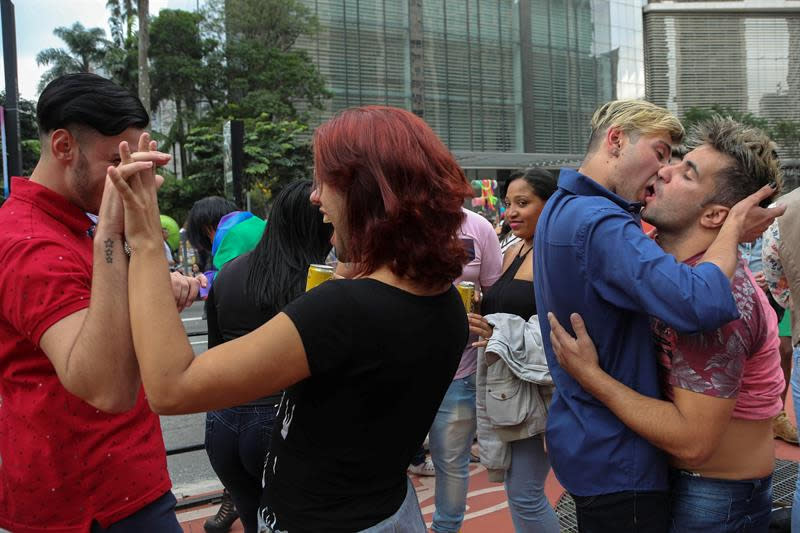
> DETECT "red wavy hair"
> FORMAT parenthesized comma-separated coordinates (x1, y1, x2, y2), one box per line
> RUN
(313, 106, 473, 288)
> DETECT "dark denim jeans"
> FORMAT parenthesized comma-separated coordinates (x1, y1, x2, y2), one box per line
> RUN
(669, 469, 772, 533)
(205, 404, 277, 533)
(572, 490, 670, 533)
(89, 491, 181, 533)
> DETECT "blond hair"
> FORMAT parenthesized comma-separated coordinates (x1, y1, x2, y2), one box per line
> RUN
(688, 116, 782, 207)
(587, 99, 684, 152)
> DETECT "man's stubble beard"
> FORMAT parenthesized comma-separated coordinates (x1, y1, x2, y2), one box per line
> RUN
(72, 149, 97, 214)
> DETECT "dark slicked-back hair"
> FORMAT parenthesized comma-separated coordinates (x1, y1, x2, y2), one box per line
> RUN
(185, 196, 238, 253)
(37, 73, 149, 137)
(688, 117, 782, 207)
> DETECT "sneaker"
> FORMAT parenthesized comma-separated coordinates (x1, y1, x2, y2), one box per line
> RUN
(774, 411, 799, 444)
(407, 457, 436, 476)
(204, 489, 240, 533)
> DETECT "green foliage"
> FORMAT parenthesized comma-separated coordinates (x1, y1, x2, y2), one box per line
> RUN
(158, 116, 313, 224)
(0, 91, 41, 176)
(242, 116, 312, 190)
(157, 169, 220, 226)
(106, 0, 137, 47)
(181, 115, 313, 213)
(33, 0, 328, 217)
(149, 9, 215, 111)
(102, 0, 140, 93)
(21, 140, 41, 176)
(206, 0, 329, 120)
(683, 105, 770, 133)
(774, 120, 800, 157)
(102, 35, 139, 95)
(183, 122, 226, 196)
(36, 23, 110, 91)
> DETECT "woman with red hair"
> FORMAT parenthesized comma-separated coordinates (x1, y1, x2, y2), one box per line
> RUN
(109, 105, 473, 532)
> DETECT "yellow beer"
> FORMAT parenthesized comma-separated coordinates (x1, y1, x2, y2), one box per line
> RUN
(456, 281, 475, 313)
(305, 264, 335, 291)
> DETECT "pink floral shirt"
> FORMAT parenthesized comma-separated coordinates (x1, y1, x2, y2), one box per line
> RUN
(762, 219, 792, 310)
(651, 254, 784, 420)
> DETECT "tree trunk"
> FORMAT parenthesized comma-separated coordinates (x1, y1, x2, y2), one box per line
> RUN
(137, 0, 151, 115)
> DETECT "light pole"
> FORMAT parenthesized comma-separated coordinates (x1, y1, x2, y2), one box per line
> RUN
(1, 0, 22, 195)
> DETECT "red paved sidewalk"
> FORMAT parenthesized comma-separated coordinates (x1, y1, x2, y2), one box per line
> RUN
(179, 392, 800, 532)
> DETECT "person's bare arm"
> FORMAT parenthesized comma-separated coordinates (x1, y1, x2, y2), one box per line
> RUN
(700, 183, 784, 278)
(548, 312, 735, 465)
(110, 144, 311, 414)
(39, 136, 193, 413)
(39, 143, 160, 413)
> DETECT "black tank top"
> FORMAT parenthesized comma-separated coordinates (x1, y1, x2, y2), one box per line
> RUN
(481, 245, 537, 320)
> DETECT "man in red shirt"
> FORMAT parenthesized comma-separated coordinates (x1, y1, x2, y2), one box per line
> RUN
(0, 73, 201, 532)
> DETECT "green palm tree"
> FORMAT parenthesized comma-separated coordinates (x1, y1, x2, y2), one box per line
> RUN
(107, 0, 137, 47)
(36, 23, 109, 91)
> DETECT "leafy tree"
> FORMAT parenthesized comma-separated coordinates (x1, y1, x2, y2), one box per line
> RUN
(774, 120, 800, 158)
(170, 114, 313, 218)
(149, 9, 215, 172)
(102, 39, 139, 95)
(242, 116, 312, 190)
(103, 0, 139, 94)
(106, 0, 137, 47)
(36, 23, 110, 91)
(683, 105, 771, 133)
(206, 0, 329, 120)
(0, 91, 41, 176)
(153, 0, 327, 211)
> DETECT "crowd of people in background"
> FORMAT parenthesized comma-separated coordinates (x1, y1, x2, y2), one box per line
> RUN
(2, 72, 800, 533)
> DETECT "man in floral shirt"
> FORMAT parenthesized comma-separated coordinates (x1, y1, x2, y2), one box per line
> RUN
(549, 117, 785, 532)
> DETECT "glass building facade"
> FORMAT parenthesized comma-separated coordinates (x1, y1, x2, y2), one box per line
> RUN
(644, 1, 800, 161)
(295, 0, 647, 158)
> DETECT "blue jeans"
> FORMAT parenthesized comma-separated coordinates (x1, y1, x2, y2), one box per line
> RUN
(206, 404, 277, 533)
(429, 373, 477, 533)
(505, 436, 559, 532)
(90, 491, 181, 533)
(358, 478, 426, 532)
(670, 469, 772, 532)
(791, 344, 800, 531)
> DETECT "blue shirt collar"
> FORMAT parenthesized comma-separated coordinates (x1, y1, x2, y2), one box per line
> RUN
(558, 167, 643, 218)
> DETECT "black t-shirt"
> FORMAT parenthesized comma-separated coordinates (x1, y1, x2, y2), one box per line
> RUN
(259, 278, 468, 532)
(206, 252, 282, 406)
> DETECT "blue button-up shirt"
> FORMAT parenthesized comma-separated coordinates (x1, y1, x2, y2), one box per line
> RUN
(534, 168, 739, 496)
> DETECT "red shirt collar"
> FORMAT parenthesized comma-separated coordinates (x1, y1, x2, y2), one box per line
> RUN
(9, 176, 94, 235)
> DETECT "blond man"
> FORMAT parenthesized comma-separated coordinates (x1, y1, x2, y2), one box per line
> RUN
(533, 102, 782, 532)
